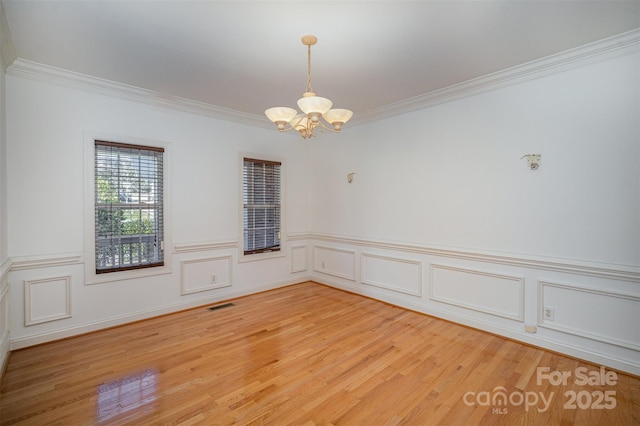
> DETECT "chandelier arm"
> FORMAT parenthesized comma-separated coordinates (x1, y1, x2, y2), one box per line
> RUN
(316, 120, 341, 134)
(275, 117, 339, 139)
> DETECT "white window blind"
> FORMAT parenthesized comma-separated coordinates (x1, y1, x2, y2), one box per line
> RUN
(95, 141, 164, 273)
(243, 158, 281, 255)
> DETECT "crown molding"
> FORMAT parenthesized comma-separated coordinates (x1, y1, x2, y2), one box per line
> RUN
(351, 28, 640, 127)
(0, 2, 16, 71)
(5, 29, 639, 128)
(7, 59, 271, 129)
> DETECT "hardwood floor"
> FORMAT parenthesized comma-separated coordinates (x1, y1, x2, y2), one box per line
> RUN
(1, 282, 638, 425)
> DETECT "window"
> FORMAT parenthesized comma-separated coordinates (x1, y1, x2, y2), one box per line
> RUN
(95, 141, 164, 273)
(242, 157, 281, 255)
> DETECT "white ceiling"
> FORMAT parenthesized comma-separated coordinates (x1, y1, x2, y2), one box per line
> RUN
(2, 0, 639, 122)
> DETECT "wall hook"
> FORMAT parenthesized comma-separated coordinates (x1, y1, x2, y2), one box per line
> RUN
(347, 172, 356, 183)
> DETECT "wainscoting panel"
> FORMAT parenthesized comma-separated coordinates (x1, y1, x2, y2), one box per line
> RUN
(290, 245, 307, 274)
(538, 281, 640, 351)
(180, 256, 232, 295)
(0, 277, 10, 371)
(0, 283, 8, 339)
(430, 264, 524, 321)
(313, 245, 356, 281)
(361, 253, 422, 296)
(24, 276, 72, 326)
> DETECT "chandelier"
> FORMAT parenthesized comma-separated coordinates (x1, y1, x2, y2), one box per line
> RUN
(265, 35, 353, 139)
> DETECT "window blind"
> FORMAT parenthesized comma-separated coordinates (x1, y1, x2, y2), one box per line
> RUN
(243, 158, 281, 255)
(95, 141, 164, 273)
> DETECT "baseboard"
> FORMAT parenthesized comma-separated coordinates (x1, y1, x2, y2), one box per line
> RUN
(9, 276, 309, 350)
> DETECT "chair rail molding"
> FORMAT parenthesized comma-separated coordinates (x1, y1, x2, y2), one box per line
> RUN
(10, 253, 84, 271)
(0, 257, 11, 282)
(174, 240, 238, 254)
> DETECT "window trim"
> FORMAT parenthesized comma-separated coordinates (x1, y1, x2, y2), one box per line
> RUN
(238, 152, 285, 263)
(84, 132, 172, 285)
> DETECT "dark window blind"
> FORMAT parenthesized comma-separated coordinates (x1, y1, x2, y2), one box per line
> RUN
(243, 158, 281, 255)
(95, 141, 164, 273)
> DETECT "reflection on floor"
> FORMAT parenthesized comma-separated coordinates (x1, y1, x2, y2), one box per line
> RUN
(96, 369, 157, 422)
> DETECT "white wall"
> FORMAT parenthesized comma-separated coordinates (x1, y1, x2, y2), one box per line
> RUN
(311, 52, 639, 265)
(5, 72, 312, 347)
(0, 7, 7, 264)
(308, 48, 640, 374)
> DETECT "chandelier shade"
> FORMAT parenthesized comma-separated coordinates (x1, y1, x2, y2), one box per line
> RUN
(265, 107, 298, 130)
(297, 93, 333, 117)
(265, 35, 353, 139)
(323, 109, 354, 130)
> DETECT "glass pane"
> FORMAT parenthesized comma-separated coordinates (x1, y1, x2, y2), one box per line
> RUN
(95, 142, 164, 273)
(243, 158, 281, 254)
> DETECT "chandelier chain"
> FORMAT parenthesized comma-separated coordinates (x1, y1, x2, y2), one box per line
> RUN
(306, 44, 313, 93)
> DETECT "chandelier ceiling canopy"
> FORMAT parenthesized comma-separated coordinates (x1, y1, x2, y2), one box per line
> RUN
(265, 35, 353, 139)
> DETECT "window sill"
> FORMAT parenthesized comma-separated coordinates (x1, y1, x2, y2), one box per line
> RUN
(238, 249, 285, 263)
(85, 265, 172, 285)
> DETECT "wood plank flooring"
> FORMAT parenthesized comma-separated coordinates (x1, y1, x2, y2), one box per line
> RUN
(1, 282, 638, 425)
